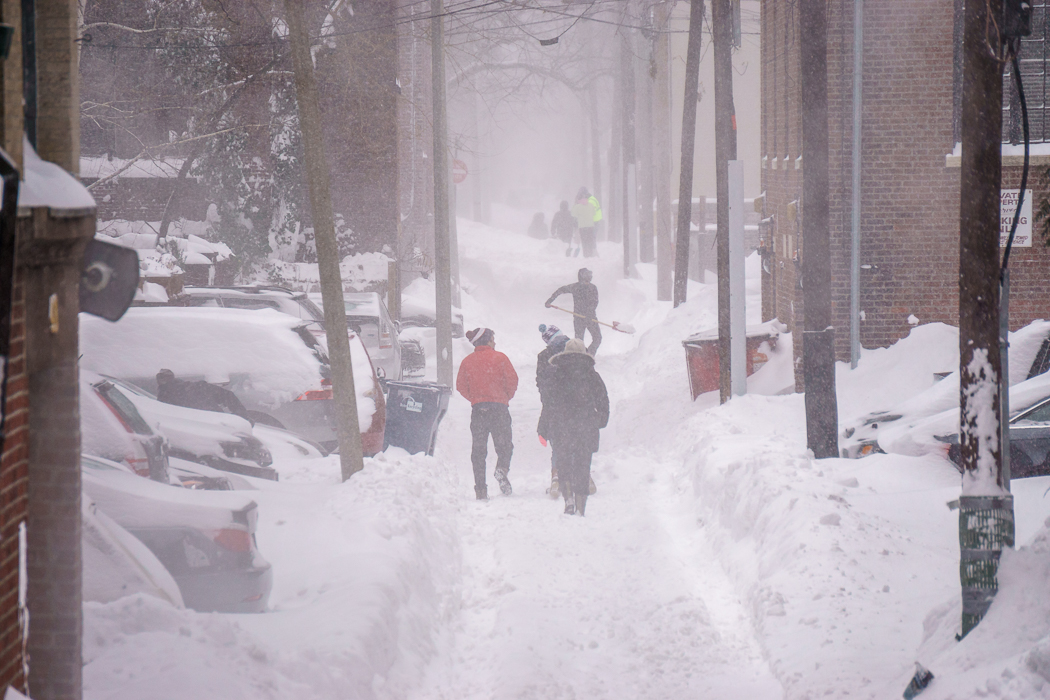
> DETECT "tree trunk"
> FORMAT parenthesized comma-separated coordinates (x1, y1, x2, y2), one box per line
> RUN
(285, 0, 364, 480)
(431, 0, 454, 387)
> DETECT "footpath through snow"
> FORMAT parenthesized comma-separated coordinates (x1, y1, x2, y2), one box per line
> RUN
(84, 214, 1050, 699)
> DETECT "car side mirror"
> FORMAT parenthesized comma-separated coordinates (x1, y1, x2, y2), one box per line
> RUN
(375, 366, 386, 380)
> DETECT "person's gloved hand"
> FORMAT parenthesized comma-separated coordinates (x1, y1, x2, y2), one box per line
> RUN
(538, 434, 548, 447)
(544, 300, 552, 308)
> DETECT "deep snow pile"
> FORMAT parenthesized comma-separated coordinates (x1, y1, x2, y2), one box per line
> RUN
(82, 215, 1050, 699)
(84, 449, 461, 700)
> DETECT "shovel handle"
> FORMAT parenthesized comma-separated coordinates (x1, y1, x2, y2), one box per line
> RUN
(548, 304, 630, 333)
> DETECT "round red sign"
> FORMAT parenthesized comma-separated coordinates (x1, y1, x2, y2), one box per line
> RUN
(452, 159, 468, 184)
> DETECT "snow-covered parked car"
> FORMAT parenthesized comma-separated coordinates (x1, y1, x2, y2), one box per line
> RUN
(399, 277, 465, 338)
(170, 285, 326, 339)
(841, 320, 1050, 459)
(81, 371, 168, 482)
(82, 454, 273, 613)
(309, 291, 402, 381)
(83, 496, 184, 608)
(85, 371, 278, 481)
(79, 307, 386, 455)
(876, 370, 1050, 478)
(398, 335, 426, 377)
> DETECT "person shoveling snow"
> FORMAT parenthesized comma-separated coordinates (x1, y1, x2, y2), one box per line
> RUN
(545, 268, 603, 355)
(544, 268, 635, 356)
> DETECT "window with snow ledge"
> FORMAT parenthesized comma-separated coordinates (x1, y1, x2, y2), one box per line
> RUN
(952, 0, 1050, 147)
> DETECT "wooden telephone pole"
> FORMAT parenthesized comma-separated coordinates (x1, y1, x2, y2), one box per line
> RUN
(653, 2, 674, 301)
(285, 0, 364, 480)
(713, 0, 736, 403)
(673, 0, 704, 307)
(799, 0, 839, 459)
(957, 0, 1012, 638)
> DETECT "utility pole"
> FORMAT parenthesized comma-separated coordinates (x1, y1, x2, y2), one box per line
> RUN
(431, 0, 453, 387)
(957, 0, 1011, 638)
(653, 1, 673, 301)
(713, 0, 736, 403)
(621, 27, 637, 277)
(609, 71, 622, 244)
(799, 0, 839, 458)
(673, 0, 704, 307)
(285, 0, 364, 480)
(637, 6, 655, 265)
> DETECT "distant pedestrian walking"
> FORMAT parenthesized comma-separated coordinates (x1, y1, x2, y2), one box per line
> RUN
(550, 201, 576, 251)
(545, 268, 601, 356)
(538, 339, 609, 516)
(456, 327, 519, 499)
(536, 324, 569, 496)
(528, 212, 549, 239)
(572, 187, 599, 258)
(587, 191, 603, 245)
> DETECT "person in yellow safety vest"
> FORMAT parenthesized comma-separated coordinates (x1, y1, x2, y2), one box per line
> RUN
(575, 187, 600, 258)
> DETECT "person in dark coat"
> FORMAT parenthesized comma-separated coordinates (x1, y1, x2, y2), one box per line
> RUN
(536, 324, 568, 496)
(155, 368, 254, 425)
(538, 339, 609, 516)
(550, 200, 577, 251)
(544, 267, 601, 356)
(527, 212, 549, 239)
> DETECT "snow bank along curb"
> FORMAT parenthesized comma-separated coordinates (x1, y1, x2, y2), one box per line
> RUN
(83, 450, 463, 700)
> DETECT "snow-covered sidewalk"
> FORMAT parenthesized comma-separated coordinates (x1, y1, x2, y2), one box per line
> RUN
(84, 216, 1050, 699)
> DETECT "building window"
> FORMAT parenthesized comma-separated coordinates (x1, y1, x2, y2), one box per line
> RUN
(953, 0, 1050, 144)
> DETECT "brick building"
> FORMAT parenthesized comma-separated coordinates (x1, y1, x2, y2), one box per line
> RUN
(760, 0, 1050, 363)
(0, 1, 97, 698)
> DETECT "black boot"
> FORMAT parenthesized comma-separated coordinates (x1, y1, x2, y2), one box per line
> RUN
(575, 492, 587, 516)
(563, 486, 575, 515)
(475, 484, 488, 500)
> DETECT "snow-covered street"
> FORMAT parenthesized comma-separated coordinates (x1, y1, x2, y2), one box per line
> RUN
(83, 217, 1050, 699)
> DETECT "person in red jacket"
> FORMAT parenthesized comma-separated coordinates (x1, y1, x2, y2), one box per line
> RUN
(456, 327, 518, 499)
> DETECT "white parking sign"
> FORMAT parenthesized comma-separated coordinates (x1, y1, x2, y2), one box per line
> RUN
(1000, 189, 1033, 248)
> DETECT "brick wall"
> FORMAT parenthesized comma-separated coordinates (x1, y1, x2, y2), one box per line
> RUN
(0, 265, 27, 693)
(759, 0, 1044, 363)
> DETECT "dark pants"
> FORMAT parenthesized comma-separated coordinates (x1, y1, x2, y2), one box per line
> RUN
(573, 315, 602, 355)
(580, 227, 598, 257)
(556, 441, 593, 502)
(470, 402, 513, 487)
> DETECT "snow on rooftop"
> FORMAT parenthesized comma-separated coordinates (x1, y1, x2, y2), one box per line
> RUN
(18, 136, 95, 211)
(80, 155, 185, 180)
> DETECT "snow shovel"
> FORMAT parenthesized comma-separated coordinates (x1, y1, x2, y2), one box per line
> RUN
(548, 304, 636, 334)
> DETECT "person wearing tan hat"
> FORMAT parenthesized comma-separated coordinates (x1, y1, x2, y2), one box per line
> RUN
(538, 338, 608, 516)
(456, 327, 518, 499)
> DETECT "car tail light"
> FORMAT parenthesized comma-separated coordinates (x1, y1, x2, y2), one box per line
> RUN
(380, 329, 392, 349)
(243, 592, 264, 603)
(213, 528, 252, 552)
(125, 456, 150, 477)
(296, 387, 333, 401)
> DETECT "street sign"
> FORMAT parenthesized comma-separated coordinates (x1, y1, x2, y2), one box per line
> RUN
(1000, 188, 1032, 248)
(452, 159, 468, 184)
